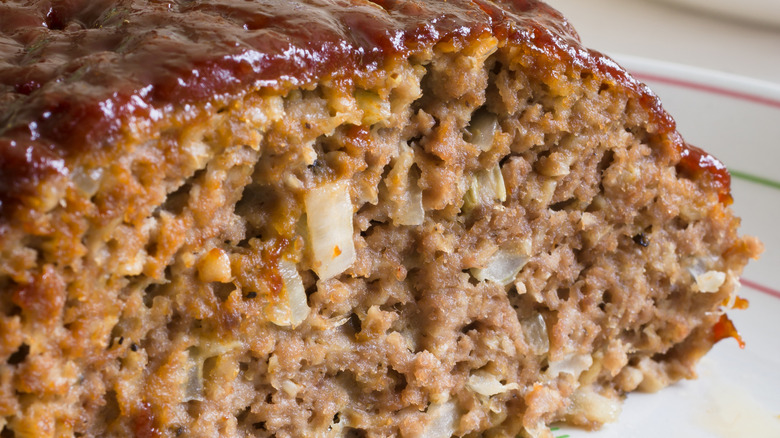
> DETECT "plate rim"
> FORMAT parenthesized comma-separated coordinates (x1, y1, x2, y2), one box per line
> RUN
(642, 0, 780, 29)
(612, 54, 780, 105)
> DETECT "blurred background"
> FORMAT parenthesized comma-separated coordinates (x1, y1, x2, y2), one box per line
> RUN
(545, 0, 780, 85)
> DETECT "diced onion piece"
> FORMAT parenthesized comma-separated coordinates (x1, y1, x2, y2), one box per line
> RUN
(197, 248, 232, 283)
(569, 387, 622, 424)
(183, 341, 241, 401)
(387, 142, 424, 226)
(281, 380, 301, 397)
(184, 349, 203, 402)
(470, 249, 528, 285)
(695, 270, 726, 293)
(395, 181, 424, 226)
(687, 256, 718, 278)
(522, 313, 550, 355)
(539, 179, 557, 206)
(355, 89, 391, 126)
(268, 259, 310, 328)
(72, 166, 103, 197)
(185, 140, 211, 169)
(467, 370, 520, 396)
(305, 181, 356, 280)
(537, 151, 572, 177)
(484, 164, 506, 202)
(467, 111, 498, 151)
(462, 176, 479, 212)
(546, 353, 593, 379)
(281, 259, 310, 327)
(462, 164, 507, 212)
(420, 401, 457, 438)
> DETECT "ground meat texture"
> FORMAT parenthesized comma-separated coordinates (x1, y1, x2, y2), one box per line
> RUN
(0, 1, 761, 437)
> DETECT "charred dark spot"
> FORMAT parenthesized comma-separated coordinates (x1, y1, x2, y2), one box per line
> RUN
(348, 313, 362, 336)
(8, 343, 29, 365)
(633, 233, 649, 247)
(130, 343, 138, 352)
(245, 291, 257, 299)
(45, 7, 68, 30)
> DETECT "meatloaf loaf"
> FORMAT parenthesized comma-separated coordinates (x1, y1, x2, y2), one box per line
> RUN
(0, 0, 761, 437)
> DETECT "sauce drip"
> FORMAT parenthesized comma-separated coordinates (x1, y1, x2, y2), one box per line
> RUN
(712, 313, 745, 349)
(732, 296, 749, 310)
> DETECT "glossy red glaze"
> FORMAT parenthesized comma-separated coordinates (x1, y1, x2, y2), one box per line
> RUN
(0, 0, 718, 216)
(677, 143, 732, 204)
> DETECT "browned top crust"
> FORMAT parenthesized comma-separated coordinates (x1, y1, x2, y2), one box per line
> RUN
(0, 0, 720, 219)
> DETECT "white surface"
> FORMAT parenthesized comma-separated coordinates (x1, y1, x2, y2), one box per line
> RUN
(555, 57, 780, 438)
(647, 0, 780, 29)
(545, 0, 780, 85)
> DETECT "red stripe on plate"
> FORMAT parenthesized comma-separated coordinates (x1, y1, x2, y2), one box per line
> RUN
(741, 278, 780, 300)
(632, 72, 780, 110)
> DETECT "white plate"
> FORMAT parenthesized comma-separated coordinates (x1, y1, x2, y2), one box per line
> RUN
(556, 56, 780, 438)
(645, 0, 780, 28)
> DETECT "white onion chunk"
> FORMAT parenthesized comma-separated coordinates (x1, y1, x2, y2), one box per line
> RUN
(305, 181, 356, 280)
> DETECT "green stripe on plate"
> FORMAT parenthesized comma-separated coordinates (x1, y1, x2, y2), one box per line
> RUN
(729, 169, 780, 190)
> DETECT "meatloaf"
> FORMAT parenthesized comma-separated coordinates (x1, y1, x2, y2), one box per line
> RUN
(0, 0, 761, 437)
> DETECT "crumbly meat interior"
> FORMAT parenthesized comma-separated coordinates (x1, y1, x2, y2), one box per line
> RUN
(0, 35, 758, 437)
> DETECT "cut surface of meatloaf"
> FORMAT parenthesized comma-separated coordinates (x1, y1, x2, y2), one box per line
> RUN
(0, 0, 761, 437)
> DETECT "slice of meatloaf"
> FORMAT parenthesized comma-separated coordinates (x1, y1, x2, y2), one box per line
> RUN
(0, 0, 761, 437)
